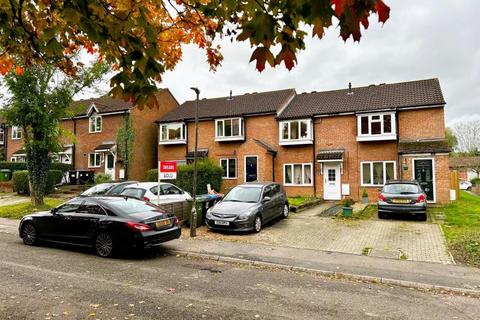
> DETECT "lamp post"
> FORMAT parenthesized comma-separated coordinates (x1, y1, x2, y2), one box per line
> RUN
(190, 87, 200, 238)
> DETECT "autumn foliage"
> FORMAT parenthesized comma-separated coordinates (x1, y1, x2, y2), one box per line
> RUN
(0, 0, 389, 105)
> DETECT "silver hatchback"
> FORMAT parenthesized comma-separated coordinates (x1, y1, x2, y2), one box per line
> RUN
(378, 180, 427, 221)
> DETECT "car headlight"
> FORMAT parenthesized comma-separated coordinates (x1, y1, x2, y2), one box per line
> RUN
(206, 208, 213, 219)
(236, 212, 253, 221)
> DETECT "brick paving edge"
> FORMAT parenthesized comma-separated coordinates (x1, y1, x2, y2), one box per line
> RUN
(166, 249, 480, 298)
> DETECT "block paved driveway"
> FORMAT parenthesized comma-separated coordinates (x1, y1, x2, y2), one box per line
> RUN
(193, 203, 454, 264)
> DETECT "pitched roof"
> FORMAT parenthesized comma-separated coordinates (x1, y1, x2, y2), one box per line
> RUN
(157, 89, 296, 123)
(253, 139, 277, 154)
(278, 79, 445, 120)
(449, 156, 480, 169)
(70, 97, 133, 117)
(317, 149, 345, 161)
(398, 139, 451, 154)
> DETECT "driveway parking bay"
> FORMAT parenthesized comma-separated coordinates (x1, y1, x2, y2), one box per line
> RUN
(189, 203, 454, 264)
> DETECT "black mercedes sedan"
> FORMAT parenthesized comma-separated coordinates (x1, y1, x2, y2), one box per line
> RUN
(19, 196, 181, 257)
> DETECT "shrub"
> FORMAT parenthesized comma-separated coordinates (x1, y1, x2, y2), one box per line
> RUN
(146, 169, 158, 182)
(0, 162, 72, 175)
(46, 170, 64, 194)
(94, 173, 112, 185)
(342, 197, 355, 207)
(176, 159, 223, 195)
(471, 177, 480, 186)
(50, 163, 72, 173)
(362, 188, 368, 198)
(12, 170, 29, 195)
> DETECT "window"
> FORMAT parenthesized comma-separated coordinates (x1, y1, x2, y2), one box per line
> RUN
(57, 199, 84, 213)
(279, 119, 312, 145)
(11, 126, 22, 139)
(215, 118, 243, 141)
(220, 158, 237, 179)
(361, 161, 396, 186)
(153, 184, 183, 196)
(159, 122, 186, 144)
(79, 200, 107, 215)
(284, 163, 313, 186)
(357, 113, 396, 141)
(89, 116, 102, 133)
(88, 153, 102, 168)
(0, 128, 4, 144)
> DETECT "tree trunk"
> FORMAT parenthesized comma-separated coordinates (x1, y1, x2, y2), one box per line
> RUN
(26, 144, 50, 207)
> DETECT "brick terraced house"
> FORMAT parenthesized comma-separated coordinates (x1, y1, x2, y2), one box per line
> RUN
(156, 79, 451, 203)
(4, 89, 179, 181)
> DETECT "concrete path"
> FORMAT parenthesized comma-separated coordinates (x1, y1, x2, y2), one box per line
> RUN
(195, 204, 454, 264)
(0, 193, 29, 206)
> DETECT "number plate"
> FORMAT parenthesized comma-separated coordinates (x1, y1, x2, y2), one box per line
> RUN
(155, 220, 171, 228)
(214, 220, 229, 226)
(392, 199, 410, 204)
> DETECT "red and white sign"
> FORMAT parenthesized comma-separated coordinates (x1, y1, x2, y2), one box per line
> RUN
(159, 161, 177, 180)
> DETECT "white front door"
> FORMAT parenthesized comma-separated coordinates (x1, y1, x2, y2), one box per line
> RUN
(105, 154, 115, 180)
(323, 163, 341, 200)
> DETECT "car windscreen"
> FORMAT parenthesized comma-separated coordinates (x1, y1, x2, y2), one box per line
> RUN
(120, 188, 146, 199)
(383, 184, 420, 194)
(107, 183, 135, 195)
(222, 186, 262, 203)
(81, 183, 114, 196)
(104, 198, 159, 216)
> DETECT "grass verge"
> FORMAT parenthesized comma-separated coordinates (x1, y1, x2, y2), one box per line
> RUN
(431, 191, 480, 267)
(337, 204, 377, 220)
(288, 196, 319, 207)
(0, 198, 65, 219)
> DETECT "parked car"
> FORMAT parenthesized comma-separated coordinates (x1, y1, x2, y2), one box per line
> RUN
(205, 182, 289, 233)
(120, 182, 192, 205)
(18, 196, 181, 257)
(80, 181, 138, 196)
(377, 180, 427, 221)
(459, 180, 473, 191)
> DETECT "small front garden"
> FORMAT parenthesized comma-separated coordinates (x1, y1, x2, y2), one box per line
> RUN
(432, 191, 480, 267)
(0, 197, 65, 220)
(288, 196, 321, 212)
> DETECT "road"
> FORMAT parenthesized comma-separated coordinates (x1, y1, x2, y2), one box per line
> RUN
(0, 231, 479, 319)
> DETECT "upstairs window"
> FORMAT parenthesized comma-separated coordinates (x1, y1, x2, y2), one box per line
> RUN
(215, 118, 244, 141)
(159, 122, 186, 144)
(357, 113, 396, 141)
(11, 126, 22, 140)
(89, 115, 102, 133)
(279, 119, 313, 145)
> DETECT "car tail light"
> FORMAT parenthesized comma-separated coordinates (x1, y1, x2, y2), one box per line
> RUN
(143, 196, 151, 202)
(126, 222, 152, 232)
(416, 194, 426, 203)
(378, 193, 387, 202)
(173, 216, 179, 226)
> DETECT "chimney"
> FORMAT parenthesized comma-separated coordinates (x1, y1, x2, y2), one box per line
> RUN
(348, 82, 353, 95)
(227, 90, 233, 100)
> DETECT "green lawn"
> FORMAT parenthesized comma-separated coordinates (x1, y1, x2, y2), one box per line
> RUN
(433, 191, 480, 267)
(0, 198, 65, 220)
(288, 196, 319, 207)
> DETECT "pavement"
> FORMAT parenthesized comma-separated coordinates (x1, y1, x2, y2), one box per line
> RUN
(194, 203, 454, 264)
(1, 229, 480, 319)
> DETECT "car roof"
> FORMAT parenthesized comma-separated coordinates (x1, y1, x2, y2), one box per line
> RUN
(237, 182, 276, 188)
(385, 180, 420, 185)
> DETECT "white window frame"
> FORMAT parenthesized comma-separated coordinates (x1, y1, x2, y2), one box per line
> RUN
(283, 163, 313, 186)
(356, 112, 397, 141)
(279, 119, 313, 145)
(11, 156, 26, 162)
(360, 161, 396, 186)
(158, 122, 187, 145)
(11, 126, 22, 140)
(220, 158, 237, 179)
(215, 118, 244, 141)
(88, 153, 102, 168)
(0, 128, 4, 145)
(89, 115, 102, 133)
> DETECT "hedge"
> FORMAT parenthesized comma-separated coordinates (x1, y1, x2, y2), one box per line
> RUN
(13, 170, 65, 195)
(145, 159, 223, 195)
(94, 173, 112, 184)
(0, 161, 72, 173)
(12, 171, 29, 195)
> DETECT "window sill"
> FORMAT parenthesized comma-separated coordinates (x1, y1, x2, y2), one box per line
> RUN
(222, 177, 238, 180)
(89, 131, 102, 134)
(159, 140, 187, 145)
(356, 134, 397, 142)
(279, 139, 313, 146)
(284, 184, 313, 187)
(88, 166, 101, 168)
(11, 138, 22, 140)
(215, 136, 245, 142)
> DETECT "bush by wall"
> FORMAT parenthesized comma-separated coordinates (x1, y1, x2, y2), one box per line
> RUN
(12, 170, 29, 195)
(46, 170, 64, 194)
(0, 162, 72, 174)
(50, 163, 72, 173)
(146, 169, 158, 182)
(176, 159, 223, 196)
(94, 173, 112, 185)
(471, 177, 480, 186)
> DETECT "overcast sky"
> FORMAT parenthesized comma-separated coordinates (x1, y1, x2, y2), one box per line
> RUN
(89, 0, 480, 125)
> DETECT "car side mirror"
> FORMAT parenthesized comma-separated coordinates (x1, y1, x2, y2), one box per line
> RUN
(262, 196, 271, 203)
(51, 208, 58, 215)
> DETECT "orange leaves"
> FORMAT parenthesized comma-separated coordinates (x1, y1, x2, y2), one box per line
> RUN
(249, 47, 274, 72)
(0, 56, 14, 76)
(15, 66, 24, 76)
(375, 0, 391, 23)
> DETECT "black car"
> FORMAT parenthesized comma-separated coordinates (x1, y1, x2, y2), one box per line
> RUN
(19, 196, 181, 257)
(378, 180, 427, 221)
(80, 181, 138, 196)
(206, 182, 289, 233)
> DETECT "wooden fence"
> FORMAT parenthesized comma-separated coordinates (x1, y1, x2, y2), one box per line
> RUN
(450, 170, 460, 201)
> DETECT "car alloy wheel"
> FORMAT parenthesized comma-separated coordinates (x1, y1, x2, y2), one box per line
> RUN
(282, 204, 289, 218)
(95, 233, 114, 257)
(254, 216, 262, 233)
(22, 224, 37, 245)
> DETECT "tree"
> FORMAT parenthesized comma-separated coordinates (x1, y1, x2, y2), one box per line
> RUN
(453, 120, 480, 153)
(116, 114, 135, 179)
(1, 63, 108, 206)
(445, 127, 458, 150)
(0, 1, 390, 106)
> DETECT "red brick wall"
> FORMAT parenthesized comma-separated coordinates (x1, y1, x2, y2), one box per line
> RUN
(398, 107, 445, 140)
